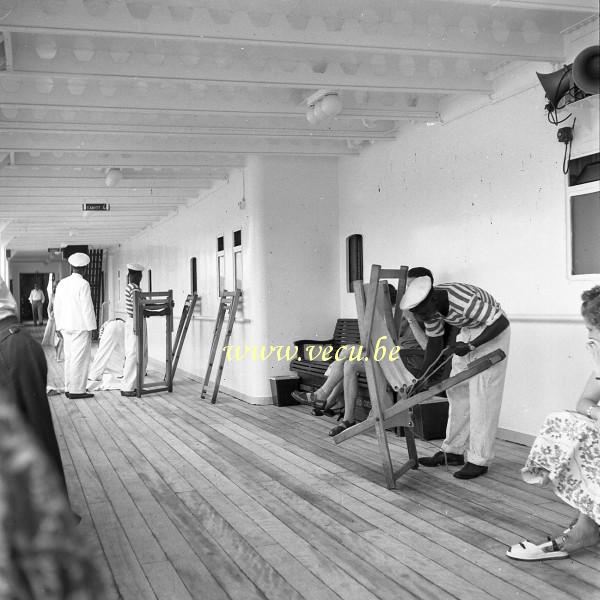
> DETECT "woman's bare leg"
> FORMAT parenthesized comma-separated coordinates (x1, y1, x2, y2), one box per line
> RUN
(560, 512, 600, 553)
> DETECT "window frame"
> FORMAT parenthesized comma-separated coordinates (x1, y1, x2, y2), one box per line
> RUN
(565, 179, 600, 280)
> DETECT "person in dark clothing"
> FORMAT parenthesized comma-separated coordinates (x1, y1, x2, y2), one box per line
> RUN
(0, 275, 67, 494)
(0, 399, 103, 598)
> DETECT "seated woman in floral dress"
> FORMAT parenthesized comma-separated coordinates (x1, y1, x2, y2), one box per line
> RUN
(507, 286, 600, 561)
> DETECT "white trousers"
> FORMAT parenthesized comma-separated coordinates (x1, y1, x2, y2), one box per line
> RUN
(89, 321, 125, 381)
(62, 330, 92, 394)
(121, 317, 147, 392)
(441, 325, 510, 466)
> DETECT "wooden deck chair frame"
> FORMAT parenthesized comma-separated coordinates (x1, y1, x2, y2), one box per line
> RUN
(334, 264, 507, 489)
(171, 292, 198, 384)
(201, 289, 242, 404)
(133, 289, 174, 398)
(342, 264, 417, 489)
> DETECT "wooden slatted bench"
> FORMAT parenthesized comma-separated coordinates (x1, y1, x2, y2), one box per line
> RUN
(289, 318, 450, 439)
(290, 318, 368, 391)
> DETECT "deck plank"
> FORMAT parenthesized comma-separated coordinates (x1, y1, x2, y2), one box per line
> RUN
(38, 344, 600, 600)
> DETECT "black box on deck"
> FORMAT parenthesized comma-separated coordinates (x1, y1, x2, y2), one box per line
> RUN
(412, 399, 449, 440)
(270, 376, 300, 406)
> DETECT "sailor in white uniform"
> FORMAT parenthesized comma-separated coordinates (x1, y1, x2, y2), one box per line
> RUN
(53, 252, 97, 399)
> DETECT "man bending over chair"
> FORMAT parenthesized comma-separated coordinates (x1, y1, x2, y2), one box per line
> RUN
(400, 274, 510, 480)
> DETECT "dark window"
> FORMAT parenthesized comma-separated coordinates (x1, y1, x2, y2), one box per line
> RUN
(217, 236, 225, 296)
(569, 153, 600, 187)
(190, 257, 197, 294)
(570, 190, 600, 275)
(233, 229, 242, 247)
(346, 234, 363, 293)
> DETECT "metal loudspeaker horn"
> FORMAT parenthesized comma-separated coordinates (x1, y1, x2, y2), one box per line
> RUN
(572, 45, 600, 95)
(536, 65, 573, 110)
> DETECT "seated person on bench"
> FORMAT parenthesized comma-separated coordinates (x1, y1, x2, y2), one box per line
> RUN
(292, 267, 434, 436)
(506, 286, 599, 562)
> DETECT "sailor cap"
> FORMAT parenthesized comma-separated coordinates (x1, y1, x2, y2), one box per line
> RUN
(68, 252, 90, 267)
(127, 263, 145, 272)
(399, 276, 432, 310)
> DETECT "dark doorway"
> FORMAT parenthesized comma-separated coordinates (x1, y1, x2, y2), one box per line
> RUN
(19, 273, 51, 323)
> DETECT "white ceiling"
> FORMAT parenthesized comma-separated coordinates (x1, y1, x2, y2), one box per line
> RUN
(0, 0, 597, 256)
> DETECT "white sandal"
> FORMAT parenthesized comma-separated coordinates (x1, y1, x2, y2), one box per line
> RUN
(506, 538, 569, 561)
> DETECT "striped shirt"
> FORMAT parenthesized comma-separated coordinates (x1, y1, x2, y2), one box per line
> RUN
(124, 282, 140, 318)
(424, 283, 505, 337)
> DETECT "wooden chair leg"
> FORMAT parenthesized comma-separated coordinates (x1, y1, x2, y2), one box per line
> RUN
(404, 426, 419, 470)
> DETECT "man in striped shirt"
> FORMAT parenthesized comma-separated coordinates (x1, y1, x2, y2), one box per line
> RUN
(121, 264, 148, 397)
(400, 276, 510, 479)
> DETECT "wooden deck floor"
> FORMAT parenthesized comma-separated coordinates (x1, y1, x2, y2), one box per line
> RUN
(40, 334, 599, 600)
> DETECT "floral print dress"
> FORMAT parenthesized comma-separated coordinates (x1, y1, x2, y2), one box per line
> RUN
(521, 410, 600, 524)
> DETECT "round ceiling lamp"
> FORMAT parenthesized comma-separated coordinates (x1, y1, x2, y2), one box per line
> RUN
(319, 93, 343, 117)
(305, 90, 343, 124)
(105, 168, 122, 187)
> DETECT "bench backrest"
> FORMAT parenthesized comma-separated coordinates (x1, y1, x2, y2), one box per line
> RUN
(333, 319, 361, 346)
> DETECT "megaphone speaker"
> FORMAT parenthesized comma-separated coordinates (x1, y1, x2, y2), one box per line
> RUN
(536, 65, 573, 108)
(572, 45, 600, 95)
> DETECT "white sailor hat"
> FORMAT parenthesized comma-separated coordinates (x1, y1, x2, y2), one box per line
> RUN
(127, 263, 145, 272)
(68, 252, 90, 267)
(399, 276, 432, 310)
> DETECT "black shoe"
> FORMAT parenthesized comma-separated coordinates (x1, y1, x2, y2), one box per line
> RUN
(312, 407, 342, 418)
(121, 390, 137, 397)
(418, 451, 465, 467)
(453, 462, 488, 479)
(329, 420, 356, 437)
(65, 392, 71, 398)
(68, 392, 94, 399)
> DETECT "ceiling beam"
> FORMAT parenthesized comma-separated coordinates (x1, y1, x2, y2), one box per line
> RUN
(0, 131, 361, 155)
(0, 177, 215, 188)
(0, 166, 232, 178)
(0, 97, 441, 121)
(0, 188, 199, 197)
(5, 63, 493, 96)
(0, 210, 178, 217)
(1, 0, 575, 61)
(471, 0, 598, 10)
(11, 153, 246, 168)
(0, 121, 398, 140)
(0, 201, 185, 208)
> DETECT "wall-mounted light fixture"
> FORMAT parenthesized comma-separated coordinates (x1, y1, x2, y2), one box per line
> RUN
(306, 89, 343, 125)
(105, 167, 122, 187)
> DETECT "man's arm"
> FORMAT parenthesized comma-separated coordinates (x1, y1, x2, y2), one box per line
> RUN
(469, 315, 509, 348)
(418, 335, 445, 376)
(80, 283, 97, 330)
(446, 315, 510, 357)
